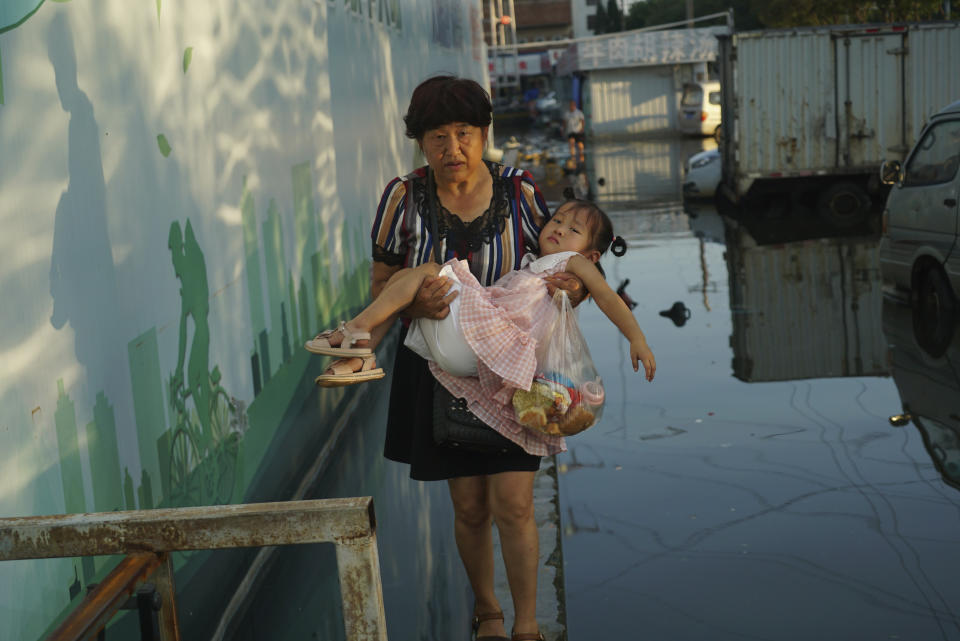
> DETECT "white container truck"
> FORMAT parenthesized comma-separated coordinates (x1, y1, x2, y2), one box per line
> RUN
(717, 22, 960, 228)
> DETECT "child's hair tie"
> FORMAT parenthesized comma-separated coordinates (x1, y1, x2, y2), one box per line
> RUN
(610, 236, 627, 257)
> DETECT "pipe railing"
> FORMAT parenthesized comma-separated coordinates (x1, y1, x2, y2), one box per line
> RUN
(0, 498, 387, 641)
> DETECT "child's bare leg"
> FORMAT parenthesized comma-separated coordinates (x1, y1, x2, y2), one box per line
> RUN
(350, 263, 441, 335)
(318, 263, 443, 379)
(323, 263, 443, 351)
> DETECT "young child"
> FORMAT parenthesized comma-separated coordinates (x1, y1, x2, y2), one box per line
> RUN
(306, 200, 656, 397)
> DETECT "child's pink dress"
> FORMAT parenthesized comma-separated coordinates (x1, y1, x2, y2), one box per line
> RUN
(427, 251, 579, 456)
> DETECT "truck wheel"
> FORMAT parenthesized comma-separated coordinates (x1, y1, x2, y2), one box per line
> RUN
(744, 191, 788, 219)
(714, 187, 738, 217)
(713, 124, 722, 144)
(912, 265, 957, 357)
(816, 181, 870, 228)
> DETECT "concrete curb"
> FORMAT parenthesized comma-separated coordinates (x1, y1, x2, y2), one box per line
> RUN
(492, 455, 568, 641)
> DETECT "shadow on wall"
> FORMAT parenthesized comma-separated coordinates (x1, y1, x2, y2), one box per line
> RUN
(47, 11, 122, 395)
(326, 8, 404, 220)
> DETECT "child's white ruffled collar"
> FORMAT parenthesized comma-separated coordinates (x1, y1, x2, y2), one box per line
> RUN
(521, 250, 579, 273)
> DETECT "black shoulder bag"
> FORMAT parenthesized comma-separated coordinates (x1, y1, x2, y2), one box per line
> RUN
(424, 168, 524, 455)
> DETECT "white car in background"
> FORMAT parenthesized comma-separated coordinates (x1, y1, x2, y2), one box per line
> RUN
(683, 148, 721, 199)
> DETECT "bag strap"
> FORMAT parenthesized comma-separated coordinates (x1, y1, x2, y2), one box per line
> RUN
(426, 167, 444, 264)
(511, 172, 527, 262)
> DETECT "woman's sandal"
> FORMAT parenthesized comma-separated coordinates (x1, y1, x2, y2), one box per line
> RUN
(511, 634, 544, 641)
(305, 322, 373, 356)
(473, 610, 509, 641)
(314, 356, 384, 387)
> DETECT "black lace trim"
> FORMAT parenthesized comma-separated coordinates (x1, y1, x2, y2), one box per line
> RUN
(372, 242, 406, 266)
(411, 162, 514, 258)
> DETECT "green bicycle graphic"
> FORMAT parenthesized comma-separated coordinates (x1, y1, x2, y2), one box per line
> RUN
(165, 220, 247, 507)
(167, 366, 245, 507)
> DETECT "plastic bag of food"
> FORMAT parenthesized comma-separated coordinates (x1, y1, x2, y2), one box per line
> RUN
(511, 290, 605, 436)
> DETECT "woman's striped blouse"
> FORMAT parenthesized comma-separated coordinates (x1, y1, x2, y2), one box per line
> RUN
(371, 161, 550, 287)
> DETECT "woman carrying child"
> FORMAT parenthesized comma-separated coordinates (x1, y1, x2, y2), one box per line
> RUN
(308, 75, 652, 641)
(309, 199, 656, 451)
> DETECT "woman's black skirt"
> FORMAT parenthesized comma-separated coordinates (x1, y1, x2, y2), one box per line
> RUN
(383, 326, 541, 481)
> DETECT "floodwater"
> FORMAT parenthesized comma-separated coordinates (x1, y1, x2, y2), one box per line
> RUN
(548, 134, 960, 640)
(227, 130, 960, 641)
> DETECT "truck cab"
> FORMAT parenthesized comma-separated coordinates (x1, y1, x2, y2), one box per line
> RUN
(879, 99, 960, 337)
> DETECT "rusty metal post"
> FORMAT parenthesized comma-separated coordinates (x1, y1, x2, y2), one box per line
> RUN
(0, 498, 383, 640)
(152, 553, 181, 641)
(47, 552, 160, 641)
(335, 530, 387, 641)
(0, 498, 376, 560)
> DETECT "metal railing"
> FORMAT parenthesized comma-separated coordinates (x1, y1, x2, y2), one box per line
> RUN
(487, 10, 734, 52)
(0, 498, 387, 641)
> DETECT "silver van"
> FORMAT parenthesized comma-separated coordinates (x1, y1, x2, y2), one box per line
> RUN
(879, 100, 960, 317)
(678, 81, 722, 138)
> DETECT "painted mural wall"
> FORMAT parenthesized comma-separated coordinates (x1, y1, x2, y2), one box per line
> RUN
(0, 0, 487, 638)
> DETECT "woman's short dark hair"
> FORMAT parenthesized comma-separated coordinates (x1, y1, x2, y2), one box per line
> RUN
(404, 75, 492, 140)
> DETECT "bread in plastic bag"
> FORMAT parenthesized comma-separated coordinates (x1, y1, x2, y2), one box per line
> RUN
(511, 289, 605, 436)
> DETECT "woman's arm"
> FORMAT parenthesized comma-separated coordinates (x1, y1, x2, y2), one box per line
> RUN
(371, 260, 402, 299)
(566, 255, 656, 381)
(370, 176, 457, 320)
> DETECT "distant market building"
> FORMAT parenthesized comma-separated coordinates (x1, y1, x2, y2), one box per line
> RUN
(556, 24, 729, 137)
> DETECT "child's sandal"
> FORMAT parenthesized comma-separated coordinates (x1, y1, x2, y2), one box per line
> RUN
(315, 356, 384, 387)
(305, 322, 372, 356)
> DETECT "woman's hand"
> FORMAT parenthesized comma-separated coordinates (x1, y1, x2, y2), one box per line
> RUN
(405, 275, 458, 319)
(545, 272, 588, 307)
(631, 339, 656, 382)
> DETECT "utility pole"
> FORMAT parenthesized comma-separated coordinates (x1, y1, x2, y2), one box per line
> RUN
(488, 0, 497, 47)
(686, 0, 694, 28)
(487, 0, 519, 90)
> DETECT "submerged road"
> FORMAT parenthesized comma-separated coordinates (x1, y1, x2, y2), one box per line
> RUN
(223, 131, 960, 641)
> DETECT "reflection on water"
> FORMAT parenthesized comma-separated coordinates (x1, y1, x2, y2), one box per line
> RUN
(496, 126, 713, 209)
(724, 217, 887, 382)
(610, 204, 694, 239)
(559, 137, 960, 641)
(883, 298, 960, 491)
(589, 138, 714, 207)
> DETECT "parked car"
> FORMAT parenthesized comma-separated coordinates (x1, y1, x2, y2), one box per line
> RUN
(535, 90, 558, 113)
(678, 81, 721, 138)
(682, 148, 721, 199)
(879, 99, 960, 324)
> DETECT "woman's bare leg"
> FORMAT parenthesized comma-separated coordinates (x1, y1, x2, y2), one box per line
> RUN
(448, 475, 507, 638)
(489, 470, 539, 637)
